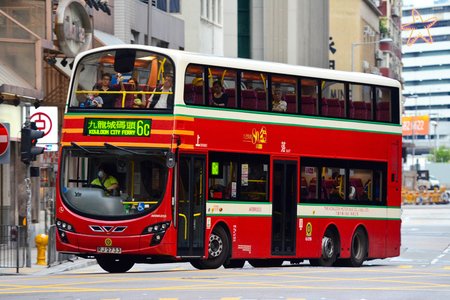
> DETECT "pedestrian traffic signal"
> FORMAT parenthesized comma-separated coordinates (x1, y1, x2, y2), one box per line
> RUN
(21, 122, 44, 164)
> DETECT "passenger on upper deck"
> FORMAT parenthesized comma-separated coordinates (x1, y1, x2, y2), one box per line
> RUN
(86, 87, 104, 108)
(146, 75, 174, 109)
(95, 73, 122, 108)
(272, 88, 287, 112)
(121, 77, 145, 108)
(211, 80, 228, 107)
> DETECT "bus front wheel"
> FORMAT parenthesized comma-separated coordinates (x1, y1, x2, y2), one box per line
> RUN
(309, 228, 338, 267)
(96, 256, 134, 273)
(190, 226, 229, 270)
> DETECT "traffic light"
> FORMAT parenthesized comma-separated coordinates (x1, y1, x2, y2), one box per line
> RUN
(21, 122, 44, 164)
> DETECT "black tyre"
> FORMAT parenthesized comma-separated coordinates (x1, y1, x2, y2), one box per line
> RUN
(190, 226, 229, 270)
(96, 256, 134, 273)
(343, 227, 367, 267)
(248, 259, 283, 268)
(223, 259, 245, 269)
(309, 228, 337, 267)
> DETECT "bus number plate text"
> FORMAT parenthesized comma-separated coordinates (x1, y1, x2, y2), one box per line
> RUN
(97, 247, 122, 253)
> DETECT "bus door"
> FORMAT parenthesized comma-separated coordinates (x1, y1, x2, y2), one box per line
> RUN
(177, 154, 206, 257)
(271, 160, 297, 256)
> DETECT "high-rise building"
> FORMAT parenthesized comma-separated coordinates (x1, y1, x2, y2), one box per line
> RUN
(402, 0, 450, 161)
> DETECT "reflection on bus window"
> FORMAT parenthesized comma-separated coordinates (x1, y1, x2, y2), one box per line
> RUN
(69, 50, 174, 110)
(376, 87, 391, 122)
(351, 84, 373, 121)
(301, 78, 318, 116)
(322, 81, 346, 118)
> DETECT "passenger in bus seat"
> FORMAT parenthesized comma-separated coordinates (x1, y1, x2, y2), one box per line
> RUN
(120, 77, 144, 108)
(87, 87, 104, 107)
(211, 81, 228, 107)
(91, 164, 119, 196)
(95, 73, 122, 108)
(272, 88, 287, 112)
(147, 75, 174, 109)
(329, 172, 344, 200)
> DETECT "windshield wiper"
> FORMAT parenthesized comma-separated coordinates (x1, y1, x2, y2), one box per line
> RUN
(71, 142, 101, 154)
(104, 143, 148, 156)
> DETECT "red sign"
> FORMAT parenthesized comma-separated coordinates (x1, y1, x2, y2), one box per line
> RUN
(0, 123, 9, 156)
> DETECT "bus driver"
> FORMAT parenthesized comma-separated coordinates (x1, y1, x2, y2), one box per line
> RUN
(91, 164, 119, 196)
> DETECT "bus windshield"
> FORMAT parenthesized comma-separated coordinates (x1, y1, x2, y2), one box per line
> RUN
(60, 146, 169, 219)
(69, 49, 174, 110)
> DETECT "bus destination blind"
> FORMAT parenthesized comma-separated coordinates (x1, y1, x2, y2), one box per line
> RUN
(84, 118, 152, 137)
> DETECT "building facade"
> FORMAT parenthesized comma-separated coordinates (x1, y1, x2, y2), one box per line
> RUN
(402, 0, 450, 165)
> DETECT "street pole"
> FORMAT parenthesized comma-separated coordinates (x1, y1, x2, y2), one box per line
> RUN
(24, 103, 32, 268)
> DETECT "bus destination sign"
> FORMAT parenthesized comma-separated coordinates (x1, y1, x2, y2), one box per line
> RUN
(84, 118, 152, 137)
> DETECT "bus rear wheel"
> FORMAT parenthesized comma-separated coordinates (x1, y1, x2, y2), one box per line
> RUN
(309, 228, 337, 267)
(190, 226, 229, 270)
(343, 227, 367, 267)
(96, 256, 134, 273)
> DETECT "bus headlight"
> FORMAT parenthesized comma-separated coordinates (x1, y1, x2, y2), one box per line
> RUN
(141, 221, 171, 247)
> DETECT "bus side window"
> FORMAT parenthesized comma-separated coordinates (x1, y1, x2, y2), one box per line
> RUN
(300, 78, 318, 116)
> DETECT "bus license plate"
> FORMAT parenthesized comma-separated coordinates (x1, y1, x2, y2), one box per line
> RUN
(97, 247, 122, 254)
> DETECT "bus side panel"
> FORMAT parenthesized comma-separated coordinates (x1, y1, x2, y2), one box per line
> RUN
(366, 219, 387, 258)
(386, 220, 401, 257)
(211, 216, 272, 259)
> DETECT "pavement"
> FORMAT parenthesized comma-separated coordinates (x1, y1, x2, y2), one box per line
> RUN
(0, 247, 97, 276)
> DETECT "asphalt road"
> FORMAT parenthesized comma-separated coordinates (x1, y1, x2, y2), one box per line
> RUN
(1, 205, 449, 300)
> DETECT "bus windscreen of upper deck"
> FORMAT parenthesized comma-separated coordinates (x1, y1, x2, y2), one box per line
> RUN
(69, 49, 174, 109)
(60, 147, 168, 218)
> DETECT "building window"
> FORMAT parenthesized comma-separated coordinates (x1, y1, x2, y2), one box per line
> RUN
(238, 0, 250, 58)
(152, 0, 180, 13)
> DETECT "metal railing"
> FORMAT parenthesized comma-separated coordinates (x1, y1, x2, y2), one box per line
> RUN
(0, 225, 26, 273)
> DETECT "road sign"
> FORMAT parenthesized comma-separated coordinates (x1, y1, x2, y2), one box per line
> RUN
(0, 123, 9, 156)
(0, 123, 11, 164)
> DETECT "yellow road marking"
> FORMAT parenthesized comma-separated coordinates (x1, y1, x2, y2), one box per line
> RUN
(398, 265, 413, 268)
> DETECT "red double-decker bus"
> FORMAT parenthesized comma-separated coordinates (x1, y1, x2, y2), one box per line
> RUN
(56, 45, 402, 272)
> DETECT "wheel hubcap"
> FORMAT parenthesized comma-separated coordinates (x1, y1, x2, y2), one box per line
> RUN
(209, 233, 223, 258)
(322, 236, 334, 259)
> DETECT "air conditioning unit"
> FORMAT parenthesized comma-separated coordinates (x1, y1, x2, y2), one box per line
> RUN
(375, 49, 383, 60)
(371, 67, 380, 75)
(362, 60, 370, 70)
(392, 7, 399, 17)
(370, 30, 376, 37)
(363, 26, 371, 36)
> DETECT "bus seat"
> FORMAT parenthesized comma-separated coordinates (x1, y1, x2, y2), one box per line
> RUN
(321, 179, 330, 200)
(301, 176, 308, 189)
(353, 101, 367, 120)
(327, 98, 341, 118)
(194, 85, 205, 105)
(184, 83, 195, 103)
(324, 179, 335, 194)
(349, 100, 355, 118)
(256, 91, 267, 111)
(225, 88, 237, 108)
(350, 178, 364, 197)
(301, 95, 316, 115)
(285, 94, 297, 113)
(377, 102, 390, 122)
(321, 97, 328, 116)
(241, 89, 258, 110)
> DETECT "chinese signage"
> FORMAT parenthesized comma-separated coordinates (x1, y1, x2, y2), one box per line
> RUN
(402, 115, 429, 136)
(84, 119, 152, 137)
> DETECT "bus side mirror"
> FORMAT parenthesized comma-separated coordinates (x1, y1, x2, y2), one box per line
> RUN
(166, 151, 176, 168)
(114, 50, 136, 74)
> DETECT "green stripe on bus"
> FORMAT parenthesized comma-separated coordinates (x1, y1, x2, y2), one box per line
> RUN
(297, 203, 402, 209)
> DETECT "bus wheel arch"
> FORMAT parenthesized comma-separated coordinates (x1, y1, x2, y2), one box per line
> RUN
(191, 223, 230, 270)
(310, 224, 341, 267)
